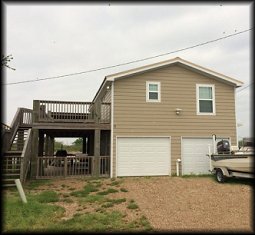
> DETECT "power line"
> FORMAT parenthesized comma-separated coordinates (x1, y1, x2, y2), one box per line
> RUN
(4, 28, 253, 86)
(236, 82, 253, 93)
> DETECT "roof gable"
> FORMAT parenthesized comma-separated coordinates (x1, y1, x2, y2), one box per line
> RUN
(105, 57, 243, 87)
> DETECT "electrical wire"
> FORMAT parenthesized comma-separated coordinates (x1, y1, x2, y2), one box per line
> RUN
(236, 82, 253, 93)
(3, 28, 252, 86)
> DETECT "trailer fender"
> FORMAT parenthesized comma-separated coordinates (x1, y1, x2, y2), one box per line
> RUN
(216, 167, 230, 177)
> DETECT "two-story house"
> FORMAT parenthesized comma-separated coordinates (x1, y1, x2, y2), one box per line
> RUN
(94, 57, 243, 177)
(3, 57, 243, 185)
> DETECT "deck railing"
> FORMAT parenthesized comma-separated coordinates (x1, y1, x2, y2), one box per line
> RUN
(2, 123, 11, 132)
(7, 108, 33, 151)
(20, 129, 32, 183)
(21, 108, 33, 126)
(35, 100, 111, 123)
(3, 155, 22, 174)
(38, 100, 95, 122)
(99, 156, 110, 176)
(36, 155, 110, 178)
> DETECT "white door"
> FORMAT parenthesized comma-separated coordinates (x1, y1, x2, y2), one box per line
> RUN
(117, 137, 170, 176)
(182, 138, 213, 175)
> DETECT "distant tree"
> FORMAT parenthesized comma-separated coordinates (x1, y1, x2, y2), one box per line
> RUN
(72, 138, 83, 146)
(1, 54, 15, 70)
(54, 140, 64, 152)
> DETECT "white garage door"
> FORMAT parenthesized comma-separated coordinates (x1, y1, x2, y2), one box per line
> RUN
(182, 138, 213, 175)
(117, 137, 170, 176)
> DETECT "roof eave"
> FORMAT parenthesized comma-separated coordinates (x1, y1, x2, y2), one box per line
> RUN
(105, 57, 243, 88)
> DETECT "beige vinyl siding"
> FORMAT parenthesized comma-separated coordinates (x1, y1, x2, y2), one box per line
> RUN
(111, 64, 237, 177)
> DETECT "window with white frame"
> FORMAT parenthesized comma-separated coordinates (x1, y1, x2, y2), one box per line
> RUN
(196, 84, 215, 114)
(146, 81, 161, 102)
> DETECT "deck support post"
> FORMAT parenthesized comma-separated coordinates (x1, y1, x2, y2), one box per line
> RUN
(30, 128, 39, 179)
(49, 136, 54, 156)
(38, 132, 44, 157)
(30, 100, 40, 179)
(93, 129, 101, 177)
(45, 135, 49, 156)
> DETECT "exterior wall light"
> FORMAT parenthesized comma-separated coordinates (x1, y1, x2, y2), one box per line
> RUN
(176, 108, 182, 115)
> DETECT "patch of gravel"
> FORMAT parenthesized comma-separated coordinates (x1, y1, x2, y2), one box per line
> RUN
(121, 176, 253, 232)
(29, 176, 253, 232)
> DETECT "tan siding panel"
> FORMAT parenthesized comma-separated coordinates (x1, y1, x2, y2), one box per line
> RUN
(112, 64, 237, 177)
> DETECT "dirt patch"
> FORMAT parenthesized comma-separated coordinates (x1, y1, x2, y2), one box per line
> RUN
(28, 176, 253, 232)
(29, 178, 144, 226)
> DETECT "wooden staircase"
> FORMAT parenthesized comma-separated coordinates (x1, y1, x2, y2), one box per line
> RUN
(2, 108, 33, 187)
(2, 151, 23, 187)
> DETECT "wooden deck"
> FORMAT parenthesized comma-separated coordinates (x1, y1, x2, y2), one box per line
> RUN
(34, 100, 111, 124)
(2, 99, 112, 183)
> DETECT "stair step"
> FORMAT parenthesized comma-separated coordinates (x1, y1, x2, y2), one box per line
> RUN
(3, 169, 21, 171)
(3, 171, 21, 174)
(2, 180, 16, 183)
(2, 184, 16, 187)
(3, 174, 20, 177)
(5, 150, 23, 154)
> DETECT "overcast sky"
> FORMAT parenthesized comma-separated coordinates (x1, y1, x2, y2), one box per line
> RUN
(3, 2, 253, 144)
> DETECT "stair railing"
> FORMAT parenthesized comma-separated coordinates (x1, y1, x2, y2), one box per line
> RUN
(20, 129, 32, 183)
(7, 108, 33, 151)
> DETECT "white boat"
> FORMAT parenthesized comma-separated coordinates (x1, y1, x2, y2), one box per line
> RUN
(211, 153, 254, 174)
(208, 139, 254, 182)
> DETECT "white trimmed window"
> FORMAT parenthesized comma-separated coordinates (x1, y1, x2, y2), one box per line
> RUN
(196, 84, 215, 115)
(146, 81, 161, 102)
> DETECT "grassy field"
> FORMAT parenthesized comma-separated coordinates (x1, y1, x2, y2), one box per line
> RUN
(2, 178, 152, 233)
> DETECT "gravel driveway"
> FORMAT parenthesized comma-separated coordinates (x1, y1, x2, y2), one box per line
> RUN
(121, 176, 253, 232)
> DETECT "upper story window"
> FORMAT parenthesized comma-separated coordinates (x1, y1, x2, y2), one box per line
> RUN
(196, 84, 215, 115)
(146, 81, 161, 102)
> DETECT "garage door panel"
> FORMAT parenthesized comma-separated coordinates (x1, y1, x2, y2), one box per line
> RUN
(182, 138, 213, 175)
(117, 137, 170, 176)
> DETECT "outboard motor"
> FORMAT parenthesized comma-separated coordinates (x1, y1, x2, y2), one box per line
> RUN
(217, 140, 230, 154)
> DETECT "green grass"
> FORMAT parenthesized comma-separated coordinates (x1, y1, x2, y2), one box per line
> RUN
(127, 200, 139, 210)
(3, 178, 152, 232)
(101, 198, 127, 208)
(33, 190, 59, 203)
(80, 194, 105, 203)
(96, 188, 118, 195)
(62, 198, 74, 203)
(48, 211, 146, 232)
(128, 215, 152, 231)
(24, 179, 53, 190)
(3, 192, 65, 232)
(70, 183, 99, 197)
(120, 188, 128, 192)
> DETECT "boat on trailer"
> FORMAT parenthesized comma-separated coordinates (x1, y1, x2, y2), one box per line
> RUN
(207, 137, 254, 183)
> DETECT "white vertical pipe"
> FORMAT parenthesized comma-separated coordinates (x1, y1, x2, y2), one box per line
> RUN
(208, 145, 212, 172)
(212, 134, 216, 154)
(176, 159, 181, 176)
(176, 161, 179, 176)
(15, 179, 27, 203)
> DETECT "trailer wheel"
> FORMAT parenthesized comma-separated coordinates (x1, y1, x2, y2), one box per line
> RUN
(216, 169, 226, 183)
